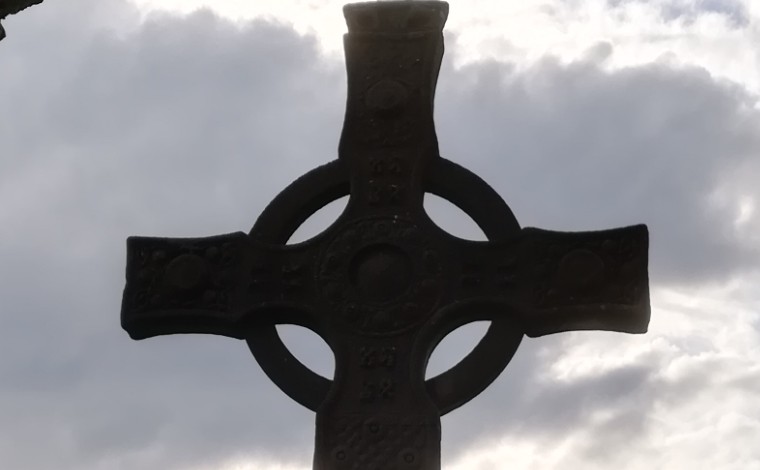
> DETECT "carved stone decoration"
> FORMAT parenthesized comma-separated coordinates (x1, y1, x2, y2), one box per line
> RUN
(120, 2, 651, 469)
(317, 216, 444, 336)
(0, 0, 44, 41)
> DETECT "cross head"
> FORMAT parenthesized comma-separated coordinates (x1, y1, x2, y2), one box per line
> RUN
(121, 2, 650, 469)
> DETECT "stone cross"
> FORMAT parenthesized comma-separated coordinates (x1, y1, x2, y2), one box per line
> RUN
(120, 2, 651, 469)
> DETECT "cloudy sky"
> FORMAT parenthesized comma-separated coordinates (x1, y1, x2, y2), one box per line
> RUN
(1, 0, 759, 469)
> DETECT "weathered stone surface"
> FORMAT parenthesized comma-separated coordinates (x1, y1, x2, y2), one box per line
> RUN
(120, 2, 651, 469)
(0, 0, 44, 40)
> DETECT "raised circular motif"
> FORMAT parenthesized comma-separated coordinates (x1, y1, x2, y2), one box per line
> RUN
(318, 217, 443, 336)
(333, 447, 348, 461)
(367, 420, 381, 434)
(164, 254, 205, 290)
(366, 79, 409, 116)
(398, 447, 419, 466)
(350, 244, 413, 301)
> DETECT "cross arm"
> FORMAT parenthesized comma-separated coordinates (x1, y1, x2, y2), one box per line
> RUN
(121, 233, 321, 340)
(442, 224, 650, 337)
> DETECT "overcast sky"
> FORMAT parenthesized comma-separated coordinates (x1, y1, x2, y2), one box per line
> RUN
(1, 0, 759, 469)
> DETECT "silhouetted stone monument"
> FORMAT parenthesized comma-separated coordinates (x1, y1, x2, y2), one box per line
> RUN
(121, 2, 651, 469)
(0, 0, 44, 40)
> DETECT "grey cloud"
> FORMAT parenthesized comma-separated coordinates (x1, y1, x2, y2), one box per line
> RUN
(435, 54, 760, 286)
(606, 0, 750, 28)
(2, 2, 340, 469)
(663, 0, 750, 27)
(1, 0, 759, 469)
(441, 332, 749, 467)
(440, 342, 655, 459)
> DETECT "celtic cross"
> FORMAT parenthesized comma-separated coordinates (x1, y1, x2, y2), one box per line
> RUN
(120, 2, 650, 469)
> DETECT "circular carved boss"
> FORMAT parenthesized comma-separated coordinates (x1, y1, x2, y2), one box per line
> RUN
(318, 216, 443, 336)
(365, 79, 409, 116)
(247, 157, 523, 415)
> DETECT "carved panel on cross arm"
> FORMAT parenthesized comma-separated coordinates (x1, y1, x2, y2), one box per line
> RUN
(249, 259, 309, 301)
(529, 233, 646, 308)
(124, 238, 240, 314)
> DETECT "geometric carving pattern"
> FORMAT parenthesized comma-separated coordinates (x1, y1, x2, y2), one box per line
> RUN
(326, 415, 434, 470)
(318, 216, 444, 336)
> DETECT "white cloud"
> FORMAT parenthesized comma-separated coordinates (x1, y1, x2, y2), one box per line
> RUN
(128, 0, 760, 93)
